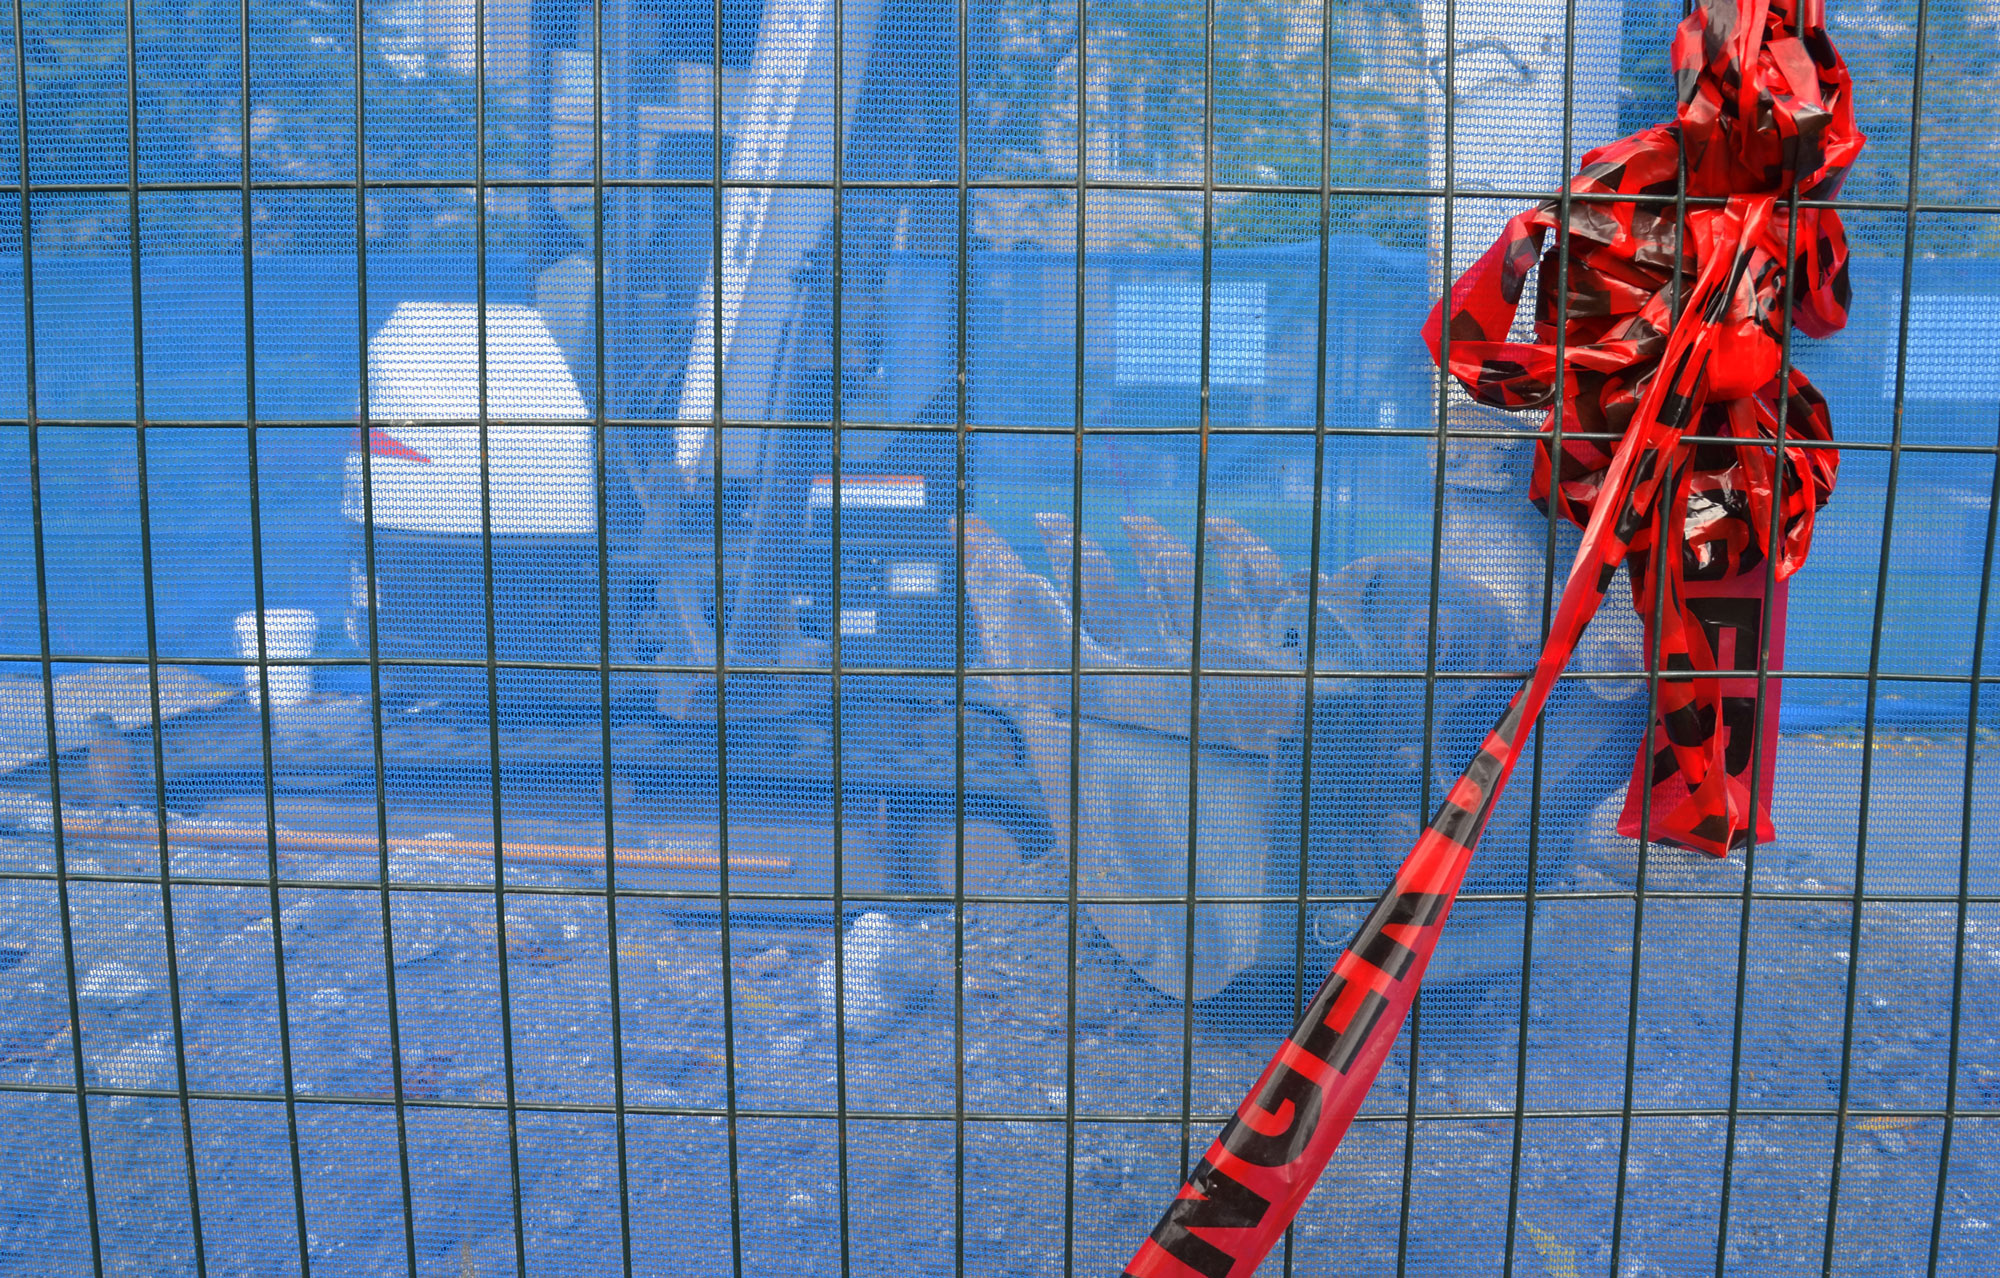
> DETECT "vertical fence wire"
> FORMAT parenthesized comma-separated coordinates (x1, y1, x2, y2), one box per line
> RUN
(828, 0, 858, 1269)
(1061, 1, 1090, 1271)
(951, 0, 972, 1268)
(1712, 0, 1811, 1266)
(466, 5, 535, 1268)
(1280, 1, 1339, 1272)
(1173, 0, 1221, 1186)
(1603, 105, 1695, 1274)
(119, 0, 207, 1264)
(1924, 405, 2000, 1278)
(10, 0, 107, 1268)
(1399, 2, 1464, 1268)
(1599, 3, 1699, 1264)
(233, 5, 317, 1261)
(707, 0, 750, 1268)
(1822, 3, 1935, 1270)
(589, 0, 639, 1268)
(1499, 0, 1585, 1270)
(348, 0, 425, 1266)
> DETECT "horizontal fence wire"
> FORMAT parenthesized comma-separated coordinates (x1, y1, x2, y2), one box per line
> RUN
(0, 175, 1991, 209)
(0, 420, 1982, 451)
(0, 1077, 1993, 1125)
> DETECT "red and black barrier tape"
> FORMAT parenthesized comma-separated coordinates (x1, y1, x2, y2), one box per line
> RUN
(1127, 3, 1861, 1273)
(1428, 0, 1861, 856)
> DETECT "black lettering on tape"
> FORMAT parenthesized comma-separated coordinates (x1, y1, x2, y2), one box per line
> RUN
(1346, 890, 1450, 982)
(1662, 698, 1716, 748)
(1324, 987, 1391, 1076)
(1221, 1060, 1324, 1169)
(1651, 741, 1680, 785)
(1721, 695, 1757, 777)
(1290, 971, 1351, 1063)
(1137, 1159, 1272, 1278)
(1289, 971, 1394, 1078)
(1689, 595, 1763, 672)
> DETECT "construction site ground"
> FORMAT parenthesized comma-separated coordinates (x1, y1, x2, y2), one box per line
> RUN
(0, 716, 1994, 1277)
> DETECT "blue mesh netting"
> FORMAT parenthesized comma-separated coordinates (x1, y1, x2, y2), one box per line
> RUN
(0, 0, 1997, 1275)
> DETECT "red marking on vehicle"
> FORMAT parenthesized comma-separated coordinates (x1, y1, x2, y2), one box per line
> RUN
(352, 427, 432, 465)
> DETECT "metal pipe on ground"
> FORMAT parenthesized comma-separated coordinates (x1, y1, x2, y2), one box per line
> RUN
(48, 815, 795, 876)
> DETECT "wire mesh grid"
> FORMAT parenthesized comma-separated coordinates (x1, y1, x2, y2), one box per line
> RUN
(0, 0, 1995, 1274)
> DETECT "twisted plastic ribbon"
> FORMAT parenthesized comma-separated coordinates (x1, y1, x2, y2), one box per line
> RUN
(1427, 0, 1863, 855)
(1126, 3, 1862, 1274)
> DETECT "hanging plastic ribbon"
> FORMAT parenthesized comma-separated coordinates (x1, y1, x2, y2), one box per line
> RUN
(1428, 0, 1861, 855)
(1125, 2, 1861, 1273)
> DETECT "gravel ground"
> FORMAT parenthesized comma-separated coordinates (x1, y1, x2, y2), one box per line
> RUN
(0, 730, 1995, 1277)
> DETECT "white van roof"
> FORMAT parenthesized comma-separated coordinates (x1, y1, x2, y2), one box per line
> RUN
(367, 302, 588, 420)
(344, 303, 596, 538)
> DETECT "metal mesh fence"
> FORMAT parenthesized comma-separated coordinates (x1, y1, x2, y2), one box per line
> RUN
(0, 0, 1994, 1273)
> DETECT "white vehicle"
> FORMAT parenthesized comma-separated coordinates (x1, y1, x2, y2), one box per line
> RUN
(342, 0, 950, 680)
(344, 302, 593, 541)
(342, 303, 601, 688)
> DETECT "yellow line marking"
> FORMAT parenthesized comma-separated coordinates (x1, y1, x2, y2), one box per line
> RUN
(1520, 1218, 1580, 1278)
(1857, 1116, 1922, 1132)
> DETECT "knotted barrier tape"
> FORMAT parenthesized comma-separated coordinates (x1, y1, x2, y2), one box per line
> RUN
(1126, 2, 1862, 1272)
